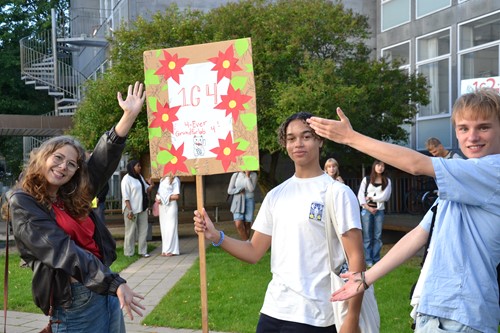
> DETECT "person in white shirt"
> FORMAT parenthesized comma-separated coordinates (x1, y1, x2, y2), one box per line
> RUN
(121, 160, 152, 258)
(156, 175, 180, 256)
(194, 112, 366, 332)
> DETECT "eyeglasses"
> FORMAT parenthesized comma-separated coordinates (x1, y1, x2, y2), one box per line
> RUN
(51, 153, 79, 172)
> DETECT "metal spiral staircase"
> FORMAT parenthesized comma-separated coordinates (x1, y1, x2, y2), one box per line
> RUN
(19, 8, 110, 116)
(18, 7, 110, 156)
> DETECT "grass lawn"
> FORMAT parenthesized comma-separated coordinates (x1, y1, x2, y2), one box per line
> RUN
(143, 242, 422, 333)
(0, 243, 157, 313)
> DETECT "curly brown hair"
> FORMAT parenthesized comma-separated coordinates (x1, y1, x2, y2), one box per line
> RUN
(18, 136, 94, 219)
(277, 112, 322, 148)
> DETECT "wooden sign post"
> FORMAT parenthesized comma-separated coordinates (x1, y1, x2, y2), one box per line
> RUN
(143, 38, 259, 332)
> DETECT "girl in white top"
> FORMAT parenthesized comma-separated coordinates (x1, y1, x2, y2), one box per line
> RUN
(357, 160, 392, 266)
(156, 176, 180, 256)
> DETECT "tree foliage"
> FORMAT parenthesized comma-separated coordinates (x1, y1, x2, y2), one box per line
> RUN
(71, 0, 428, 187)
(0, 0, 69, 179)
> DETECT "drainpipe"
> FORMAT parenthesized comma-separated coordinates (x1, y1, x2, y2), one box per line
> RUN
(51, 8, 59, 116)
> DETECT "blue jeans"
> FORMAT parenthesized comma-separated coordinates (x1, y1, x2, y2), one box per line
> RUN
(415, 314, 481, 333)
(232, 197, 255, 223)
(361, 209, 384, 265)
(51, 282, 125, 333)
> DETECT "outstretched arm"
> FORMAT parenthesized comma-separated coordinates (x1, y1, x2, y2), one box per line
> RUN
(307, 108, 435, 177)
(194, 208, 271, 263)
(331, 225, 429, 301)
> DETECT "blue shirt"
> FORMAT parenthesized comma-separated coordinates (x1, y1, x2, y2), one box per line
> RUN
(418, 155, 500, 332)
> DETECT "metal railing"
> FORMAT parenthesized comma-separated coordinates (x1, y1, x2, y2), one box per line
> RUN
(20, 30, 88, 115)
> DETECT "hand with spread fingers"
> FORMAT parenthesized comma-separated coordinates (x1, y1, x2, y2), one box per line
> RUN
(307, 107, 354, 145)
(117, 283, 145, 320)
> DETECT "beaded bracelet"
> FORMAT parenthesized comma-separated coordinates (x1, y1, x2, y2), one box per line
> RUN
(212, 230, 225, 247)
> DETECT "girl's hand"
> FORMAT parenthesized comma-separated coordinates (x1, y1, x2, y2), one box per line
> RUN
(117, 283, 145, 320)
(115, 82, 146, 137)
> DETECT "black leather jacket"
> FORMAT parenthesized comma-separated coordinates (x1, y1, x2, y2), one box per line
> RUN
(8, 128, 127, 315)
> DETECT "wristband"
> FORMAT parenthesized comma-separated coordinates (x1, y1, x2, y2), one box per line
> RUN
(211, 230, 225, 247)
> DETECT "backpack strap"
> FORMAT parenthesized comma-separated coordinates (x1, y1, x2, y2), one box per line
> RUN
(420, 204, 438, 267)
(364, 176, 370, 197)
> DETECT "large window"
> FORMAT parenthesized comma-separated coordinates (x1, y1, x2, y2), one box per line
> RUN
(459, 11, 500, 50)
(416, 29, 451, 117)
(416, 0, 450, 19)
(459, 12, 500, 92)
(381, 0, 410, 32)
(382, 41, 411, 69)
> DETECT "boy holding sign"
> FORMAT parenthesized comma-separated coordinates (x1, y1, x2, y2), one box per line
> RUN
(194, 112, 366, 332)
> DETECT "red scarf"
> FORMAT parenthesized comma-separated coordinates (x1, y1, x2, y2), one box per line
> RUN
(53, 203, 102, 259)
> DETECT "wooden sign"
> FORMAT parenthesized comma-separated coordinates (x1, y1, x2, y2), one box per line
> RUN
(143, 38, 259, 178)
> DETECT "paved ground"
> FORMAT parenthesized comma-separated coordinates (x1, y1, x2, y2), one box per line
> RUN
(0, 213, 421, 332)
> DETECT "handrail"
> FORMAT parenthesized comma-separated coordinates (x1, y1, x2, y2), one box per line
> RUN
(20, 31, 87, 111)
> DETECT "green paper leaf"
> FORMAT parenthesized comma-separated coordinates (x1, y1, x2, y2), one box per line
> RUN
(148, 127, 162, 139)
(157, 150, 173, 164)
(151, 161, 158, 169)
(245, 64, 254, 73)
(148, 96, 158, 111)
(236, 138, 250, 151)
(235, 38, 249, 56)
(190, 167, 197, 175)
(240, 113, 257, 131)
(231, 76, 247, 90)
(144, 69, 160, 85)
(242, 155, 259, 170)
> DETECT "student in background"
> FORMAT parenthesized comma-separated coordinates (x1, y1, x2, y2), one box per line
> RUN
(357, 160, 392, 267)
(227, 171, 258, 241)
(156, 175, 180, 256)
(425, 137, 463, 159)
(324, 157, 344, 183)
(121, 160, 152, 258)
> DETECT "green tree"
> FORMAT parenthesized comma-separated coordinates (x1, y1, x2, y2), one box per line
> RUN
(0, 0, 69, 179)
(71, 0, 428, 189)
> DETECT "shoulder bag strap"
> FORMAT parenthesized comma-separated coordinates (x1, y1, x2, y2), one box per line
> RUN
(324, 184, 347, 273)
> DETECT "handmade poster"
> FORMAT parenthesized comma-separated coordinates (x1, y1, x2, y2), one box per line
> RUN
(143, 38, 259, 178)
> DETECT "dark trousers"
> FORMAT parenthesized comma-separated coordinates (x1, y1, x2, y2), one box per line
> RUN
(256, 313, 337, 333)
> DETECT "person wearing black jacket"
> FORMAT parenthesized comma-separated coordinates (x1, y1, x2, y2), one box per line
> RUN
(7, 82, 146, 332)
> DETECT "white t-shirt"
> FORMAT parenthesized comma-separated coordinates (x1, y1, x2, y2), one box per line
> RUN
(252, 173, 361, 327)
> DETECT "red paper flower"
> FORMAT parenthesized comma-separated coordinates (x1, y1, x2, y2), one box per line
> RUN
(149, 100, 180, 133)
(215, 85, 252, 122)
(155, 50, 189, 84)
(160, 143, 189, 175)
(209, 45, 243, 83)
(210, 132, 244, 171)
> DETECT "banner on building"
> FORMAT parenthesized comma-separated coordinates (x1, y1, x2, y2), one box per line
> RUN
(143, 38, 259, 179)
(460, 76, 500, 95)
